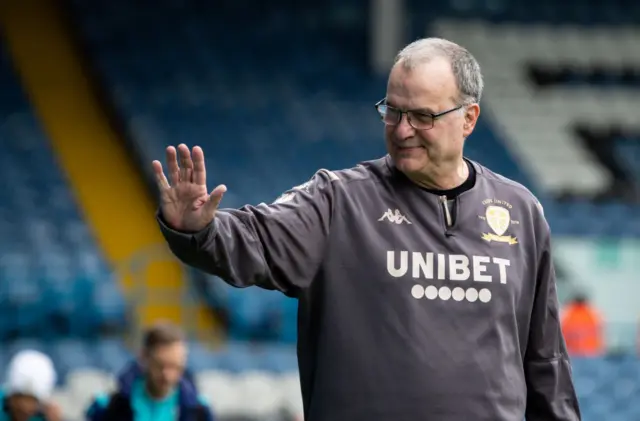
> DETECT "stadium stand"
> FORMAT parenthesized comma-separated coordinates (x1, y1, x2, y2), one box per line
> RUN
(65, 0, 640, 238)
(0, 0, 638, 419)
(0, 44, 127, 339)
(434, 21, 640, 203)
(61, 2, 640, 419)
(64, 0, 540, 344)
(0, 0, 202, 330)
(65, 0, 640, 327)
(1, 20, 302, 419)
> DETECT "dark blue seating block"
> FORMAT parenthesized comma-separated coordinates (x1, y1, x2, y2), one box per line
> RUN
(0, 46, 127, 339)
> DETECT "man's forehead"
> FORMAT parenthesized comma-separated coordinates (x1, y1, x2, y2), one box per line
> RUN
(386, 58, 457, 109)
(148, 342, 187, 361)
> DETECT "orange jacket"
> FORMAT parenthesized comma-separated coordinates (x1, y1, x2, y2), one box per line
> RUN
(560, 303, 604, 357)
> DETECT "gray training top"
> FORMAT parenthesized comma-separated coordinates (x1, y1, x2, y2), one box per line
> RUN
(158, 155, 581, 421)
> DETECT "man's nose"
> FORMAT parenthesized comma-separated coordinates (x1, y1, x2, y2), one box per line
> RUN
(395, 114, 416, 138)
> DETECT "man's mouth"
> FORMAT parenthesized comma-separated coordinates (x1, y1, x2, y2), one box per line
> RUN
(396, 145, 423, 150)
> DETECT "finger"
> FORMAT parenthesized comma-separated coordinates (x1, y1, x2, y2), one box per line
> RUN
(152, 160, 170, 190)
(177, 143, 193, 183)
(166, 146, 180, 186)
(192, 145, 207, 186)
(204, 184, 227, 216)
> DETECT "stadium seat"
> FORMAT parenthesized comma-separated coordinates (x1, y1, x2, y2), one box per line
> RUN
(195, 370, 245, 417)
(235, 371, 284, 418)
(0, 45, 127, 339)
(65, 367, 115, 406)
(50, 389, 84, 421)
(187, 340, 222, 371)
(50, 339, 94, 381)
(276, 372, 305, 418)
(260, 344, 298, 374)
(93, 338, 133, 373)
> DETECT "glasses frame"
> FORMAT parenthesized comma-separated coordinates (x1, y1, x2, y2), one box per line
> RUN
(374, 98, 463, 130)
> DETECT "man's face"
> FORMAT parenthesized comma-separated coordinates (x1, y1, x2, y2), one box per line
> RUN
(143, 341, 187, 398)
(7, 394, 40, 421)
(384, 57, 479, 177)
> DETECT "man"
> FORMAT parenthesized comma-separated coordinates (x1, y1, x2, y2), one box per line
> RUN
(153, 38, 581, 420)
(85, 322, 214, 421)
(1, 350, 62, 421)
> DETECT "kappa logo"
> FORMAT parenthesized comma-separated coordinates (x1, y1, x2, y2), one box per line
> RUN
(379, 209, 412, 224)
(272, 180, 313, 204)
(478, 199, 519, 245)
(273, 192, 296, 204)
(272, 170, 339, 205)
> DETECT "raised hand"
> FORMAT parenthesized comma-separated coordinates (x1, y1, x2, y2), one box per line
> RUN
(152, 144, 226, 232)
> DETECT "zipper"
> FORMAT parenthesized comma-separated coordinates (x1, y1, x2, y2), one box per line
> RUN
(439, 195, 453, 229)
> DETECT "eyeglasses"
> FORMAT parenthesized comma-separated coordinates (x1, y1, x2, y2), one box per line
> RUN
(375, 98, 463, 130)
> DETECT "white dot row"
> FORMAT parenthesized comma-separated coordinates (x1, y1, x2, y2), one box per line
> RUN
(411, 285, 492, 303)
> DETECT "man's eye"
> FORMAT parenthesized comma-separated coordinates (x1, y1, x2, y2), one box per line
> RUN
(411, 113, 433, 123)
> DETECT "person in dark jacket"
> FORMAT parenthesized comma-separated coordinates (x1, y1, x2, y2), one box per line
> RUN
(151, 38, 581, 421)
(85, 322, 214, 421)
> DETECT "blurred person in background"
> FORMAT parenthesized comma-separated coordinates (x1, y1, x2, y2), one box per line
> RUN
(561, 292, 604, 357)
(1, 350, 62, 421)
(85, 322, 214, 421)
(153, 37, 580, 421)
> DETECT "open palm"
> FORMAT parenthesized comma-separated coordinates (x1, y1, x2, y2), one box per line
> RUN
(152, 144, 226, 232)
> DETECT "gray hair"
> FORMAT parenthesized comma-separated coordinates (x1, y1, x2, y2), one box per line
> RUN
(394, 38, 484, 105)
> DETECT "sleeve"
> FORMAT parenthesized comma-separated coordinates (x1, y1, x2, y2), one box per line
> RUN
(101, 393, 130, 420)
(157, 169, 337, 297)
(84, 394, 110, 421)
(197, 395, 216, 421)
(524, 213, 582, 421)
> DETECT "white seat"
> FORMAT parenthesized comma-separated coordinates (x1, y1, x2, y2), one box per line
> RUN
(277, 372, 304, 418)
(65, 369, 113, 410)
(51, 389, 84, 421)
(196, 370, 245, 417)
(234, 371, 284, 418)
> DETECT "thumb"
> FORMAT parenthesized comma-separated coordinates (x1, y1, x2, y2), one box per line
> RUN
(203, 184, 227, 216)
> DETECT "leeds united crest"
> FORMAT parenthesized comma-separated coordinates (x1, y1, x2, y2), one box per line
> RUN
(479, 199, 519, 245)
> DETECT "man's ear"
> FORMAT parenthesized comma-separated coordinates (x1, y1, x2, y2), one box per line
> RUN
(462, 103, 480, 137)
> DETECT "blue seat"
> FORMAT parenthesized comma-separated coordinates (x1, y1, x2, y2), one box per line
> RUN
(187, 341, 220, 371)
(216, 342, 264, 373)
(92, 281, 128, 329)
(7, 339, 47, 357)
(50, 339, 94, 379)
(276, 297, 298, 344)
(94, 339, 132, 372)
(260, 344, 298, 373)
(226, 287, 282, 341)
(0, 44, 124, 339)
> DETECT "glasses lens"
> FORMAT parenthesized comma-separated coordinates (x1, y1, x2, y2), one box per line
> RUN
(379, 105, 401, 125)
(407, 112, 434, 130)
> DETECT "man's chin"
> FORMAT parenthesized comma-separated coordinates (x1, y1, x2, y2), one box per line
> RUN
(392, 153, 425, 173)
